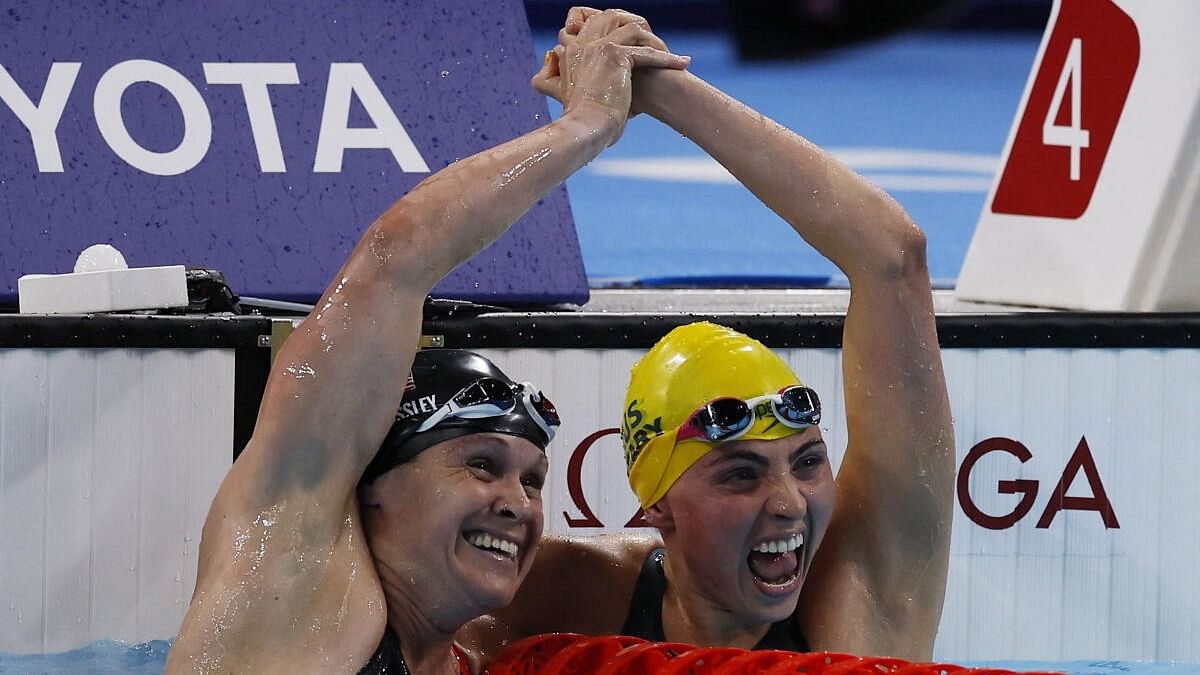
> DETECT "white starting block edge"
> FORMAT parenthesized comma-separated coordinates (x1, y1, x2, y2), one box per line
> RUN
(17, 265, 189, 314)
(956, 0, 1200, 311)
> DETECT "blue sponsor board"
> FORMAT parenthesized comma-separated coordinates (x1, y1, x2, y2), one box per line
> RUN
(0, 0, 586, 305)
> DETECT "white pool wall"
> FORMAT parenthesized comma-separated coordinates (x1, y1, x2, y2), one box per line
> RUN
(0, 348, 232, 654)
(3, 337, 1199, 662)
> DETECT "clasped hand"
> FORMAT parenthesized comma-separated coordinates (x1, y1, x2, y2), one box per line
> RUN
(531, 7, 688, 142)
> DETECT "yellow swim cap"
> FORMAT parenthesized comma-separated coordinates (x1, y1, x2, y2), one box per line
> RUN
(622, 322, 806, 508)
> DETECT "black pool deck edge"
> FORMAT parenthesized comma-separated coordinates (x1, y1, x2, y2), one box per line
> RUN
(2, 311, 1199, 351)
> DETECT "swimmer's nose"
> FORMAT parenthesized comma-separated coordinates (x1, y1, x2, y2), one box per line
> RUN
(766, 474, 807, 521)
(493, 477, 535, 523)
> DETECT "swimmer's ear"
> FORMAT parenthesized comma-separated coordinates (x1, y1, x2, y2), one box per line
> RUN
(641, 501, 674, 531)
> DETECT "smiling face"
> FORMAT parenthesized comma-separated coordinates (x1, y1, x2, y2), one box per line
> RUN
(359, 432, 547, 627)
(644, 425, 835, 628)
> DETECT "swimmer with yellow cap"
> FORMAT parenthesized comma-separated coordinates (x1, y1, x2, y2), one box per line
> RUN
(619, 321, 834, 647)
(462, 6, 954, 664)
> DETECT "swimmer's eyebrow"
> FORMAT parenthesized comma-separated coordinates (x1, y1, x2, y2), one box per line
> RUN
(713, 450, 770, 467)
(456, 435, 548, 467)
(715, 438, 826, 466)
(789, 438, 826, 462)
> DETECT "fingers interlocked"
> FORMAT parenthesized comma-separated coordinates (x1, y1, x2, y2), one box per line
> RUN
(530, 5, 688, 134)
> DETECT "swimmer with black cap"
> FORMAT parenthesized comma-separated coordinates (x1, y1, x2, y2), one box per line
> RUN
(166, 12, 690, 674)
(463, 6, 955, 664)
(354, 348, 559, 674)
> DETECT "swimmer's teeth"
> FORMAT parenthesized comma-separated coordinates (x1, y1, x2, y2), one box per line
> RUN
(753, 534, 804, 554)
(467, 533, 518, 558)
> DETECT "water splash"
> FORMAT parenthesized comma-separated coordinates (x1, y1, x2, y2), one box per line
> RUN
(285, 362, 317, 379)
(369, 229, 393, 263)
(315, 277, 350, 320)
(494, 147, 552, 189)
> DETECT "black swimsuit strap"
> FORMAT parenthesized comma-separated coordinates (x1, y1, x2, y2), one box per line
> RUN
(620, 548, 670, 641)
(358, 627, 409, 675)
(619, 547, 809, 652)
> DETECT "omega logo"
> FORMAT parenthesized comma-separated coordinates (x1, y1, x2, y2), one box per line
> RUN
(563, 428, 649, 528)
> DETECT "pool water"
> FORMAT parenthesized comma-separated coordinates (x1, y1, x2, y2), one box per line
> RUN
(967, 662, 1198, 675)
(0, 641, 170, 675)
(0, 643, 1196, 675)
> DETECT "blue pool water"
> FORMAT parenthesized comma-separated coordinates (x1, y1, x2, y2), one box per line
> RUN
(532, 29, 1043, 288)
(0, 641, 171, 675)
(0, 643, 1196, 675)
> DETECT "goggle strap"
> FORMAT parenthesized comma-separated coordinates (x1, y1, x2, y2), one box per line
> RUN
(519, 382, 559, 442)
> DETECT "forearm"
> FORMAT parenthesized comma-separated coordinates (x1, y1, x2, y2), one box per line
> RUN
(375, 107, 619, 289)
(640, 70, 924, 281)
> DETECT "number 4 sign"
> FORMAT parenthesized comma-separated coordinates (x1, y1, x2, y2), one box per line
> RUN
(992, 0, 1139, 219)
(958, 0, 1200, 310)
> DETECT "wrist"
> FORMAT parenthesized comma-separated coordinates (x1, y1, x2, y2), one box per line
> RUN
(559, 101, 624, 146)
(637, 69, 694, 123)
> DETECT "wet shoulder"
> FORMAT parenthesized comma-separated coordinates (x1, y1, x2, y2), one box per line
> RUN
(469, 533, 660, 647)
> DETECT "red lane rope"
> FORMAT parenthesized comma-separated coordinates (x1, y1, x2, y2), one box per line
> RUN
(484, 634, 1067, 675)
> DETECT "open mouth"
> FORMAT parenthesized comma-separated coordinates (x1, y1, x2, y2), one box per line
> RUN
(463, 530, 519, 560)
(747, 533, 804, 590)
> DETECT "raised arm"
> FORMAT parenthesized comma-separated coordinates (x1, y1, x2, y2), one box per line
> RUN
(218, 71, 639, 524)
(168, 25, 687, 673)
(552, 6, 952, 653)
(633, 68, 955, 659)
(212, 20, 688, 529)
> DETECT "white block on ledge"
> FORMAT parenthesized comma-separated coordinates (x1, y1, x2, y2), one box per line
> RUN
(18, 265, 189, 314)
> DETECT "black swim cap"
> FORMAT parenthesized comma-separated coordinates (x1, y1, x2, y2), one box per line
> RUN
(361, 349, 557, 484)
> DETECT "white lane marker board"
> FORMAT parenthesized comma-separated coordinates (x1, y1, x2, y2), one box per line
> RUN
(956, 0, 1200, 311)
